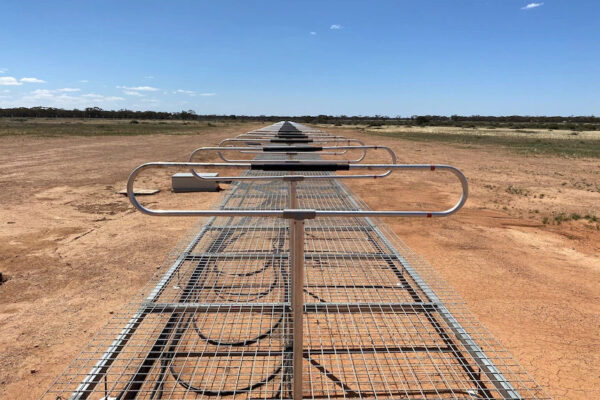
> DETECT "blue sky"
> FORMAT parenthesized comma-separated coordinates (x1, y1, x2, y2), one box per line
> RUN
(1, 1, 598, 116)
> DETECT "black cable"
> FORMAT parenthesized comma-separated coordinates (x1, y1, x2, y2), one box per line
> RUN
(211, 259, 280, 302)
(167, 347, 291, 396)
(192, 313, 284, 347)
(192, 257, 284, 344)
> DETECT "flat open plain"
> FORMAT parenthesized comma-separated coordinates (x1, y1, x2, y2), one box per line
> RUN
(0, 120, 598, 399)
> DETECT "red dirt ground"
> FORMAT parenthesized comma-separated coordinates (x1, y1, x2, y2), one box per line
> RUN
(0, 124, 598, 399)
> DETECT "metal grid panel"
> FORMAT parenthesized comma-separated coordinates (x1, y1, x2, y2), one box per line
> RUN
(43, 123, 550, 400)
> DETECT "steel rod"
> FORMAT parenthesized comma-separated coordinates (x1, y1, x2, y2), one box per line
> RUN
(141, 302, 437, 313)
(292, 217, 305, 400)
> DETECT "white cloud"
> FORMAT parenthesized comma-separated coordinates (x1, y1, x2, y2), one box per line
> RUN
(29, 89, 52, 97)
(310, 31, 317, 35)
(29, 88, 83, 96)
(118, 85, 159, 97)
(144, 75, 155, 79)
(117, 85, 158, 91)
(123, 90, 144, 96)
(30, 88, 81, 95)
(175, 89, 196, 96)
(522, 2, 544, 9)
(81, 93, 125, 101)
(173, 89, 214, 97)
(0, 89, 125, 108)
(0, 76, 21, 86)
(0, 68, 7, 74)
(20, 77, 46, 83)
(79, 79, 89, 83)
(330, 24, 342, 30)
(1, 76, 47, 85)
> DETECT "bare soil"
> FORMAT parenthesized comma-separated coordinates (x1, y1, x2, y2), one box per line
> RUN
(0, 124, 598, 399)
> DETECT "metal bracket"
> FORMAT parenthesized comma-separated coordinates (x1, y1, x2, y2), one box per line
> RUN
(282, 175, 305, 182)
(282, 209, 317, 220)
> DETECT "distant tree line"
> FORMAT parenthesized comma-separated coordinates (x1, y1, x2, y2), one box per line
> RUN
(1, 107, 598, 130)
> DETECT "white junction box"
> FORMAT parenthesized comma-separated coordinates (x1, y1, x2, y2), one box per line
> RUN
(172, 172, 220, 192)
